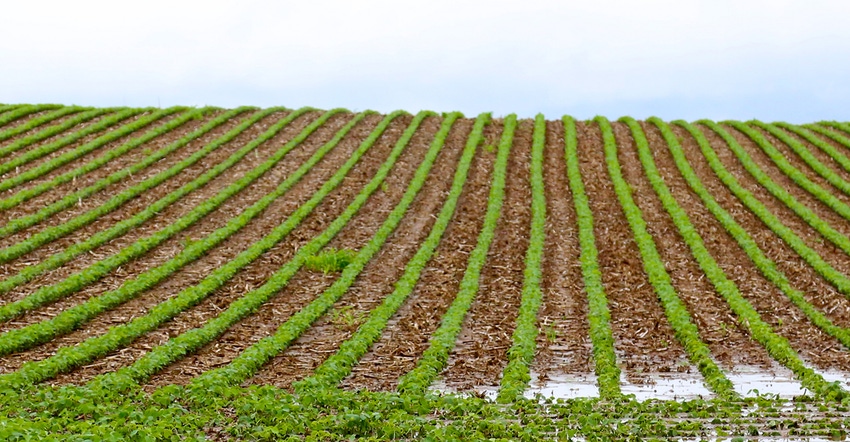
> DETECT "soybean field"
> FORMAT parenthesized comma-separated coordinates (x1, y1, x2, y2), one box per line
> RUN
(2, 103, 850, 439)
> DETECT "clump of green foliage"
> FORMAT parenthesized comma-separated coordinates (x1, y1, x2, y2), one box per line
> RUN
(305, 248, 358, 273)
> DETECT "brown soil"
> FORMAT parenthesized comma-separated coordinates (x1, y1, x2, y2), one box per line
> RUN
(0, 111, 221, 228)
(619, 122, 771, 368)
(0, 111, 87, 152)
(0, 111, 165, 200)
(342, 120, 502, 391)
(47, 114, 410, 385)
(530, 120, 593, 382)
(0, 110, 69, 145)
(775, 126, 850, 186)
(0, 110, 294, 310)
(0, 110, 338, 374)
(248, 117, 472, 390)
(578, 120, 690, 383)
(439, 119, 533, 390)
(684, 125, 850, 330)
(677, 124, 850, 370)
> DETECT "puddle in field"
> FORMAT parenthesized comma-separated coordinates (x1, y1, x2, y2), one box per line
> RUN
(524, 371, 599, 399)
(726, 365, 807, 398)
(429, 379, 499, 400)
(619, 371, 712, 401)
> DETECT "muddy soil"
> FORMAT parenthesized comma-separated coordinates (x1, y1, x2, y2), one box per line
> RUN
(577, 121, 690, 383)
(248, 117, 472, 390)
(530, 120, 593, 383)
(342, 120, 502, 391)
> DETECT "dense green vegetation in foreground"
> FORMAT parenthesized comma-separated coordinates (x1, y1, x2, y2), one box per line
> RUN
(1, 103, 850, 439)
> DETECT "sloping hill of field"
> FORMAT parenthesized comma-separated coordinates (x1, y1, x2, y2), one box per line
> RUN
(1, 103, 850, 439)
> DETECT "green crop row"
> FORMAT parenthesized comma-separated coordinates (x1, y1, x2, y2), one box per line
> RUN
(726, 121, 850, 217)
(776, 123, 850, 176)
(497, 114, 547, 403)
(752, 121, 850, 198)
(0, 108, 273, 263)
(0, 108, 253, 297)
(0, 107, 337, 349)
(296, 113, 490, 394)
(803, 123, 850, 151)
(651, 118, 850, 359)
(87, 110, 424, 391)
(0, 107, 226, 212)
(0, 111, 407, 389)
(0, 107, 168, 188)
(674, 121, 848, 400)
(602, 117, 734, 398)
(0, 104, 64, 132)
(816, 121, 850, 139)
(0, 106, 97, 154)
(396, 114, 516, 397)
(0, 104, 21, 116)
(189, 112, 460, 391)
(696, 121, 850, 296)
(563, 116, 621, 398)
(721, 122, 850, 249)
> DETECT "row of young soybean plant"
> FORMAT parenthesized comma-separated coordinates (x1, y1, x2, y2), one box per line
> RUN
(83, 110, 453, 395)
(652, 119, 850, 400)
(0, 109, 411, 390)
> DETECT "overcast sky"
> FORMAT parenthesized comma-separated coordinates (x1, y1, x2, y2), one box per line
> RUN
(1, 0, 848, 122)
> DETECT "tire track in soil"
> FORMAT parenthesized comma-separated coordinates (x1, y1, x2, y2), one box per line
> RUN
(342, 120, 501, 392)
(776, 126, 850, 186)
(139, 115, 437, 389)
(679, 125, 850, 371)
(579, 121, 689, 384)
(720, 125, 850, 265)
(0, 111, 342, 374)
(46, 114, 407, 385)
(0, 111, 252, 254)
(439, 119, 533, 390)
(248, 117, 472, 390)
(529, 120, 593, 383)
(0, 111, 163, 201)
(0, 111, 220, 230)
(0, 110, 292, 310)
(619, 122, 771, 368)
(685, 125, 850, 329)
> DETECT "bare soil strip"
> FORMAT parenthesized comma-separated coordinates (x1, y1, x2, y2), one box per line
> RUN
(578, 121, 690, 383)
(47, 115, 408, 385)
(438, 119, 533, 390)
(0, 111, 294, 309)
(342, 120, 502, 391)
(248, 117, 471, 390)
(0, 111, 342, 374)
(625, 122, 772, 368)
(677, 125, 850, 371)
(530, 120, 593, 383)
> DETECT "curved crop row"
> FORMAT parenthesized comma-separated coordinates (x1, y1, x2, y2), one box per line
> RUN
(0, 104, 21, 116)
(703, 121, 850, 258)
(0, 107, 224, 212)
(604, 117, 735, 398)
(747, 121, 850, 198)
(0, 107, 322, 330)
(816, 122, 850, 139)
(0, 104, 64, 132)
(563, 116, 620, 398)
(80, 110, 422, 392)
(0, 108, 275, 263)
(0, 107, 168, 187)
(295, 113, 490, 394)
(0, 106, 96, 153)
(186, 113, 461, 391)
(651, 118, 850, 355)
(670, 120, 847, 400)
(680, 122, 850, 295)
(0, 110, 409, 389)
(497, 113, 547, 403)
(395, 114, 516, 397)
(804, 123, 850, 149)
(775, 123, 850, 176)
